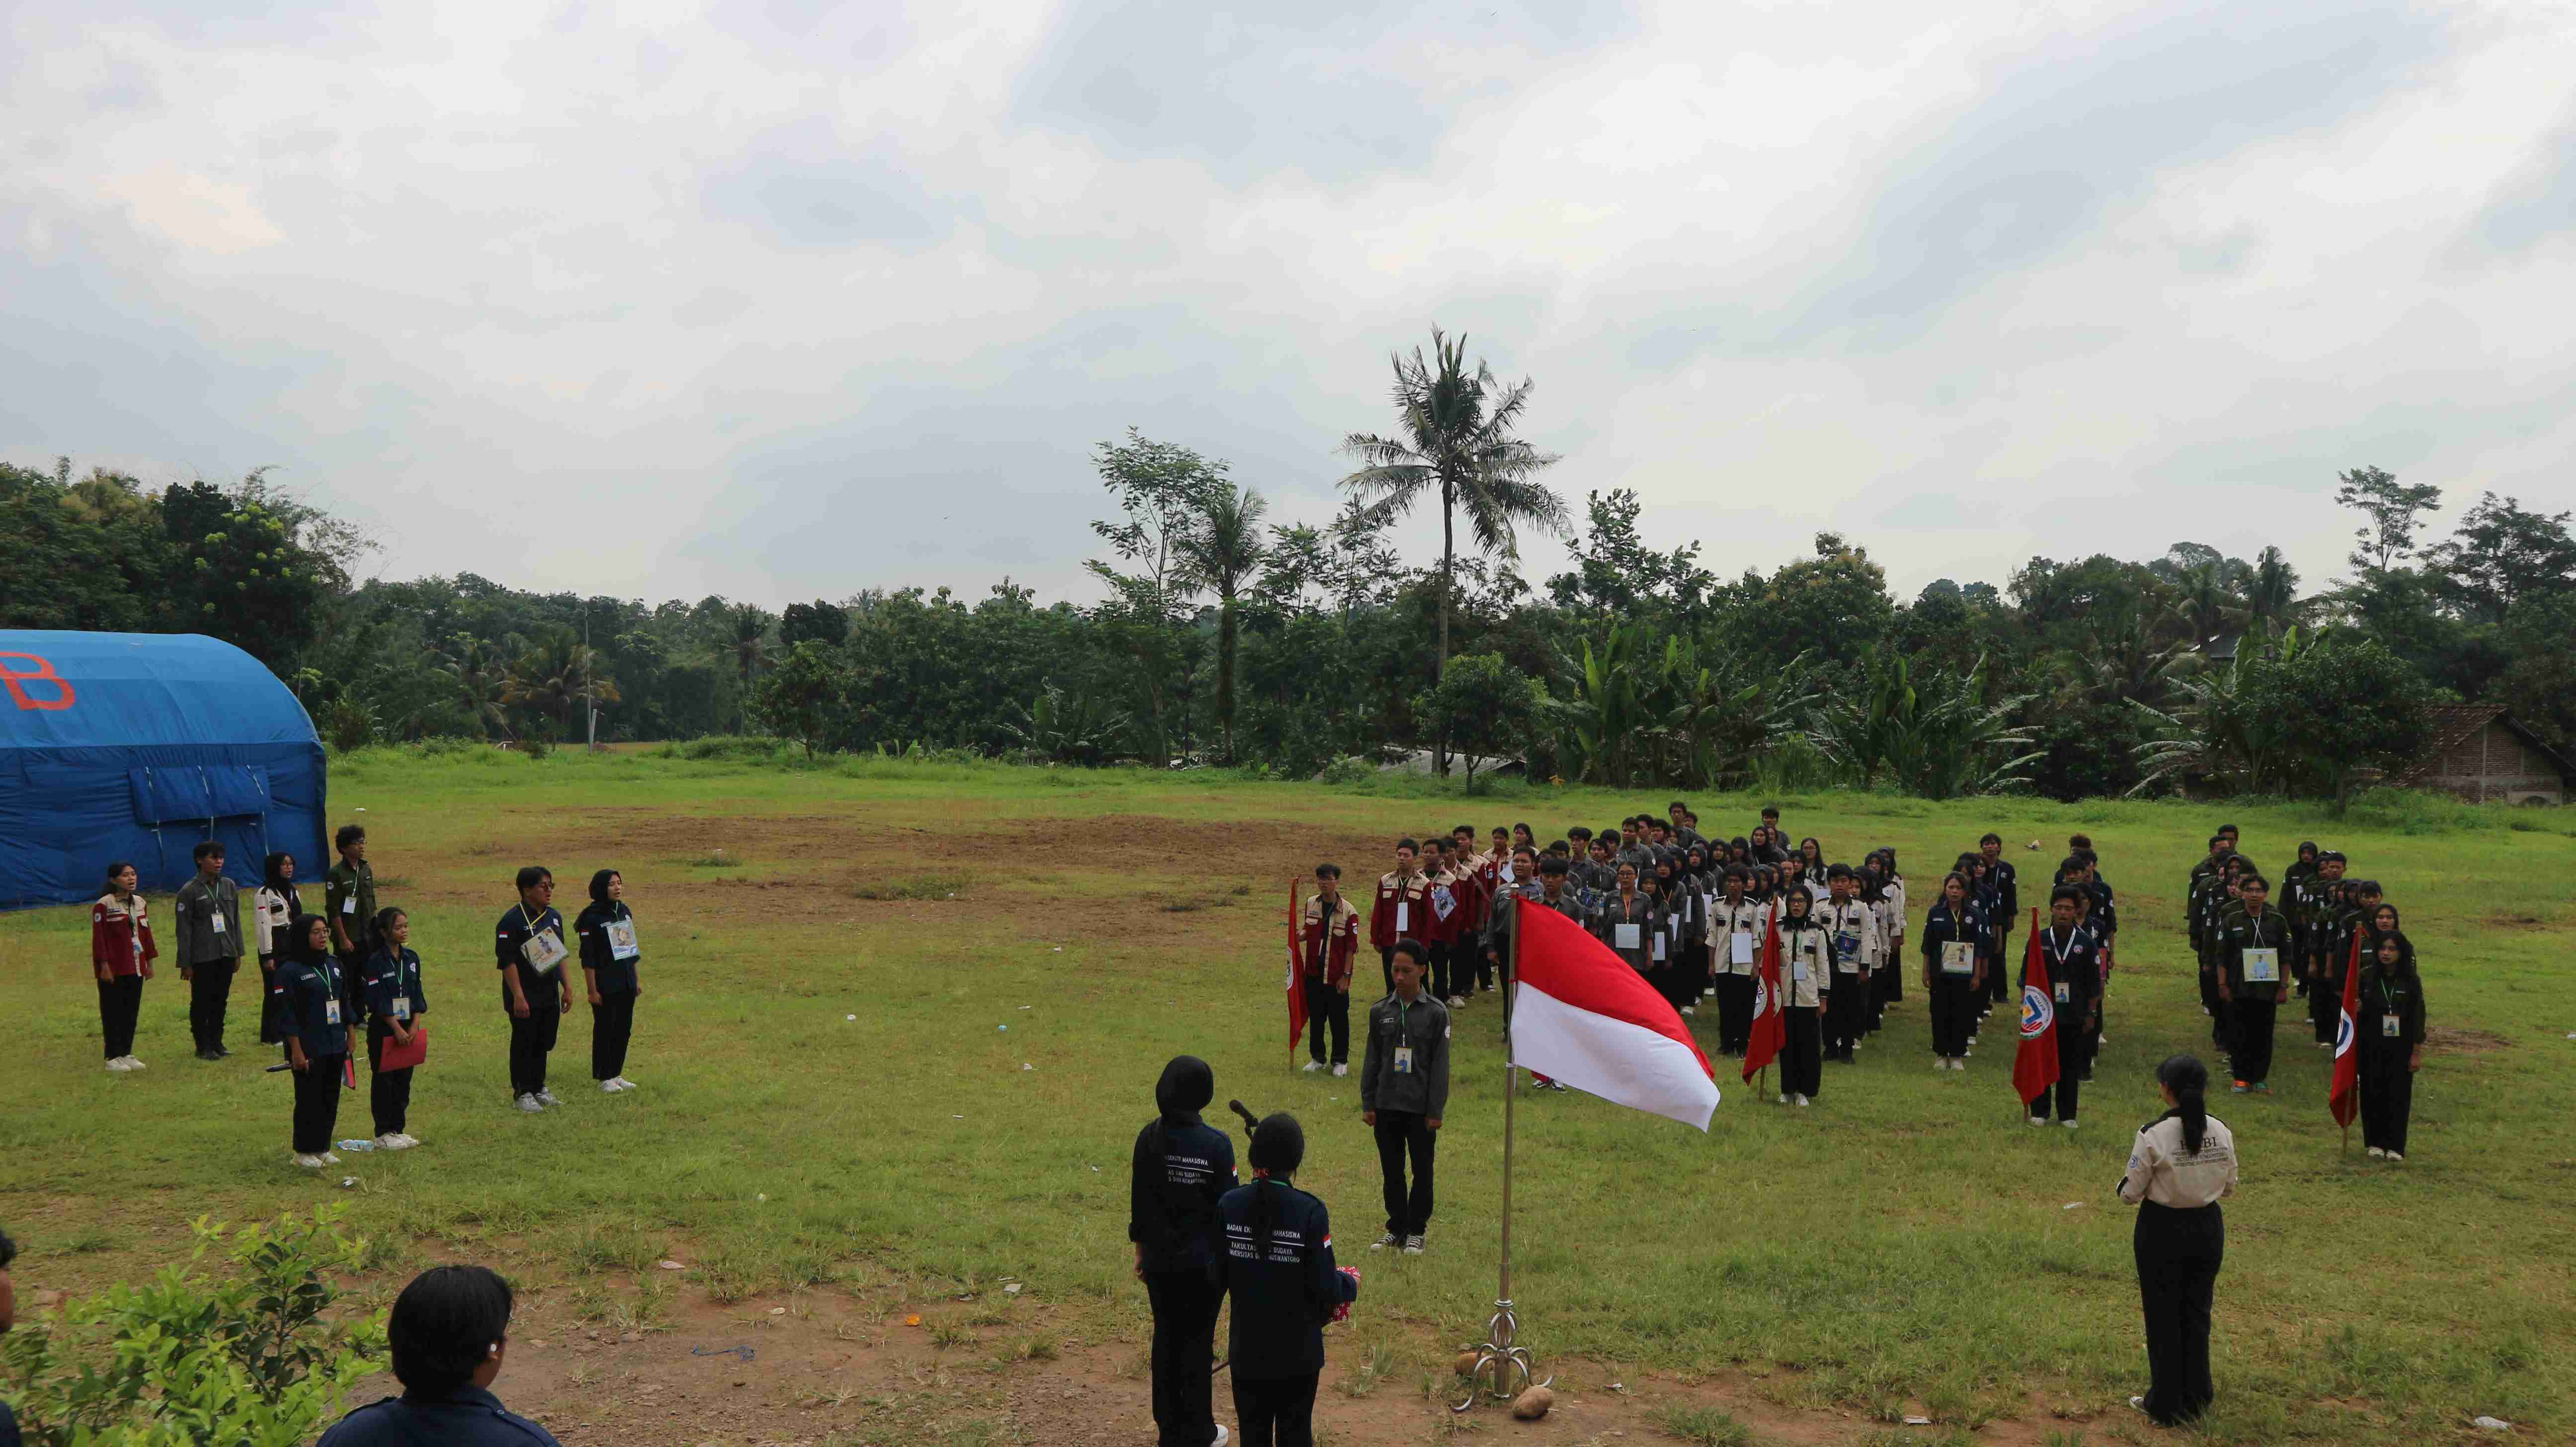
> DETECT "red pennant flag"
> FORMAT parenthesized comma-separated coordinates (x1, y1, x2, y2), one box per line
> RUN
(1741, 913, 1786, 1083)
(2012, 906, 2059, 1106)
(1285, 881, 1308, 1057)
(2329, 929, 2363, 1127)
(1508, 897, 1720, 1128)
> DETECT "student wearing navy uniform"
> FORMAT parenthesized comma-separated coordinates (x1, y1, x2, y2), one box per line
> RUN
(576, 869, 644, 1093)
(1129, 1055, 1237, 1447)
(276, 914, 356, 1169)
(2216, 876, 2292, 1094)
(317, 1265, 561, 1447)
(361, 906, 428, 1151)
(1920, 873, 1987, 1072)
(1980, 833, 2019, 1012)
(2028, 886, 2102, 1129)
(2356, 920, 2426, 1162)
(1217, 1113, 1359, 1447)
(495, 868, 573, 1115)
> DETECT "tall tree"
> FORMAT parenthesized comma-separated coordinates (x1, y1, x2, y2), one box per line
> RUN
(1085, 429, 1223, 761)
(2334, 465, 2444, 574)
(721, 603, 774, 730)
(2245, 545, 2301, 637)
(2422, 492, 2576, 625)
(1339, 328, 1568, 769)
(1173, 483, 1268, 763)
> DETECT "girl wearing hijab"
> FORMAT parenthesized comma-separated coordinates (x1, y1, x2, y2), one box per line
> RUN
(1920, 872, 1986, 1071)
(2120, 1054, 2237, 1427)
(361, 906, 427, 1150)
(2356, 917, 2425, 1161)
(576, 869, 644, 1093)
(88, 861, 156, 1073)
(1216, 1113, 1358, 1447)
(1773, 887, 1829, 1107)
(1797, 837, 1825, 877)
(1128, 1056, 1237, 1447)
(275, 914, 356, 1169)
(256, 852, 302, 1059)
(1681, 844, 1713, 1009)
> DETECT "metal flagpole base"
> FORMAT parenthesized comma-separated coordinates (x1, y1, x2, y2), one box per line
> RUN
(1452, 1298, 1550, 1412)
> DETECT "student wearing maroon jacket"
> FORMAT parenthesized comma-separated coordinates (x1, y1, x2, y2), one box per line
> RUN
(1301, 865, 1362, 1076)
(1367, 841, 1430, 997)
(1421, 840, 1472, 1008)
(89, 862, 158, 1072)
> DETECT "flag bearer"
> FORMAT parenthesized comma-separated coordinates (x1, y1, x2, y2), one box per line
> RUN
(2355, 918, 2425, 1162)
(2028, 886, 2103, 1129)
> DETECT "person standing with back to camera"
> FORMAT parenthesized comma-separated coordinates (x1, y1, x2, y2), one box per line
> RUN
(1128, 1055, 1237, 1447)
(2119, 1053, 2238, 1428)
(1217, 1113, 1359, 1447)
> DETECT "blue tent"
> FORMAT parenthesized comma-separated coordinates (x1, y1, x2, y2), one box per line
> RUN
(0, 631, 328, 910)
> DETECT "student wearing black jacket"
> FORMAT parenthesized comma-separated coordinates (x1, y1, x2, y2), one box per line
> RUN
(495, 868, 572, 1114)
(1920, 873, 1987, 1071)
(2216, 876, 2293, 1093)
(1217, 1114, 1358, 1447)
(2356, 921, 2426, 1161)
(275, 914, 357, 1169)
(2028, 886, 2103, 1128)
(1980, 833, 2019, 1010)
(361, 907, 428, 1151)
(575, 870, 644, 1094)
(1129, 1056, 1237, 1447)
(317, 1266, 561, 1446)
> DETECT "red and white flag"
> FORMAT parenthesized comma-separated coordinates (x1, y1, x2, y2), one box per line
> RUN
(1741, 914, 1786, 1085)
(1284, 881, 1308, 1056)
(2329, 930, 2363, 1127)
(1508, 897, 1721, 1129)
(2012, 907, 2058, 1106)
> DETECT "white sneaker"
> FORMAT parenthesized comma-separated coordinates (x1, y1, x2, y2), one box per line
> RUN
(321, 1152, 341, 1164)
(1776, 1092, 1788, 1104)
(1681, 1005, 1696, 1015)
(107, 1057, 133, 1073)
(516, 1094, 545, 1113)
(377, 1134, 405, 1150)
(396, 1133, 421, 1148)
(1369, 1231, 1397, 1251)
(602, 1079, 626, 1094)
(1933, 1057, 1949, 1072)
(2365, 1146, 2385, 1159)
(1953, 1061, 1968, 1074)
(1332, 1063, 1348, 1077)
(2386, 1151, 2404, 1163)
(1211, 1425, 1230, 1447)
(1449, 995, 1467, 1008)
(1402, 1235, 1426, 1255)
(1794, 1094, 1810, 1108)
(124, 1056, 146, 1070)
(2063, 1120, 2079, 1130)
(1303, 1059, 1325, 1073)
(537, 1088, 563, 1106)
(1701, 988, 1715, 998)
(613, 1077, 637, 1090)
(1968, 1035, 1980, 1047)
(2027, 1116, 2046, 1127)
(293, 1153, 323, 1169)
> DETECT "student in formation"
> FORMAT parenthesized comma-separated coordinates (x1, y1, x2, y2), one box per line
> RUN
(1920, 872, 1987, 1072)
(2028, 885, 2104, 1129)
(1772, 885, 1829, 1106)
(1681, 843, 1714, 1009)
(1420, 837, 1469, 1009)
(2215, 875, 2292, 1094)
(1128, 1055, 1236, 1447)
(1706, 866, 1765, 1057)
(2299, 852, 2348, 1045)
(2119, 1054, 2237, 1430)
(172, 841, 244, 1061)
(1216, 1113, 1359, 1447)
(1980, 833, 2019, 1014)
(361, 907, 427, 1151)
(1366, 842, 1430, 996)
(495, 867, 573, 1115)
(256, 853, 303, 1059)
(2185, 835, 2234, 1028)
(1872, 848, 1908, 1017)
(2355, 914, 2425, 1162)
(316, 1265, 563, 1447)
(1359, 941, 1448, 1255)
(2329, 878, 2385, 1047)
(575, 869, 644, 1093)
(1301, 865, 1361, 1076)
(325, 825, 378, 967)
(275, 913, 356, 1168)
(89, 861, 156, 1073)
(1594, 862, 1655, 976)
(1818, 865, 1878, 1064)
(1486, 849, 1578, 1093)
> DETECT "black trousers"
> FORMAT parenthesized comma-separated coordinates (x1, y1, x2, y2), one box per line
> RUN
(2134, 1201, 2223, 1426)
(97, 975, 144, 1058)
(1880, 955, 1904, 1003)
(1231, 1370, 1319, 1447)
(1426, 941, 1456, 999)
(366, 1026, 414, 1136)
(1715, 972, 1753, 1052)
(2029, 1024, 2082, 1120)
(1378, 947, 1394, 996)
(1373, 1110, 1436, 1236)
(1681, 942, 1709, 1004)
(1824, 972, 1867, 1058)
(188, 959, 240, 1051)
(2311, 975, 2342, 1043)
(1988, 929, 2014, 1004)
(1142, 1268, 1223, 1447)
(2230, 996, 2277, 1083)
(1929, 973, 1977, 1056)
(2359, 1045, 2414, 1153)
(507, 1005, 561, 1097)
(293, 1053, 345, 1153)
(1780, 1006, 1822, 1097)
(1473, 940, 1497, 991)
(592, 990, 637, 1080)
(2199, 960, 2225, 1039)
(1301, 976, 1349, 1064)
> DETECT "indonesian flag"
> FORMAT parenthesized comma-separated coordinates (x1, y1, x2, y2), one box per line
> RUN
(1740, 914, 1786, 1084)
(2329, 929, 2363, 1127)
(1285, 881, 1308, 1056)
(2012, 907, 2059, 1106)
(1508, 896, 1721, 1130)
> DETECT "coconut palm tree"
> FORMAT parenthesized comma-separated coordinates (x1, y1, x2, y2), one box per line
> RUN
(2245, 545, 2301, 637)
(719, 603, 773, 731)
(502, 628, 621, 738)
(438, 634, 510, 738)
(1173, 483, 1268, 763)
(2169, 563, 2245, 648)
(1340, 329, 1568, 768)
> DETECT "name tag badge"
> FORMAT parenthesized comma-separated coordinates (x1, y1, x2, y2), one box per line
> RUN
(606, 918, 641, 961)
(1431, 887, 1455, 921)
(1652, 935, 1667, 962)
(1394, 903, 1409, 934)
(1941, 942, 1975, 975)
(1394, 1045, 1414, 1074)
(2244, 948, 2279, 983)
(210, 912, 226, 934)
(2054, 981, 2070, 1004)
(522, 929, 570, 974)
(2382, 1014, 2401, 1038)
(324, 997, 341, 1026)
(1614, 922, 1642, 951)
(1791, 960, 1810, 984)
(1731, 931, 1755, 965)
(341, 895, 357, 915)
(394, 998, 411, 1022)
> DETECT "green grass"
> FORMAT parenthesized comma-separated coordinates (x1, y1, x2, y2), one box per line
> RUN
(2, 748, 2572, 1445)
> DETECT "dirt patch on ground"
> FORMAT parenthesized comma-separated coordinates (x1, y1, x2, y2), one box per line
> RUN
(2425, 1026, 2513, 1054)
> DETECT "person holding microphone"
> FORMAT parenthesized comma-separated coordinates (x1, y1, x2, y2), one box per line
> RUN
(2119, 1053, 2238, 1428)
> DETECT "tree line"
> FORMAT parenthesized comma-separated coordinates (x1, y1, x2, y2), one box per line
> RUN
(4, 332, 2570, 804)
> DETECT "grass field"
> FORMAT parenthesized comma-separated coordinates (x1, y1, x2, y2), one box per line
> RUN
(2, 748, 2572, 1445)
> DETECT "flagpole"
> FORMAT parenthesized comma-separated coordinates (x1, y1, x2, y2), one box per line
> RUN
(1456, 896, 1545, 1413)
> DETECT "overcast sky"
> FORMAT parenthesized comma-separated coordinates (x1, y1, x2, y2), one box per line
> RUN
(5, 1, 2572, 611)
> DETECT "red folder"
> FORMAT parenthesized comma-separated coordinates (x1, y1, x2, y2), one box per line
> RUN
(377, 1024, 429, 1072)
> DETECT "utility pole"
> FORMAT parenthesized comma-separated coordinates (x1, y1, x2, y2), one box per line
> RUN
(583, 604, 596, 753)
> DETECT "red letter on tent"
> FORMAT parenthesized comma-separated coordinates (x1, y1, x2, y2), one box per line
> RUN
(0, 652, 75, 712)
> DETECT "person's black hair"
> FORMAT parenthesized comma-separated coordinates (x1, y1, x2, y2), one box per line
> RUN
(1512, 844, 1537, 863)
(1722, 866, 1747, 884)
(335, 824, 366, 853)
(2319, 850, 2346, 866)
(1314, 863, 1341, 880)
(586, 868, 620, 903)
(1668, 799, 1688, 812)
(1513, 822, 1532, 838)
(1567, 826, 1592, 842)
(1826, 863, 1853, 881)
(2355, 879, 2383, 898)
(2370, 902, 2400, 931)
(388, 1264, 515, 1397)
(366, 906, 407, 961)
(1980, 832, 2003, 846)
(1246, 1112, 1306, 1256)
(2217, 824, 2240, 837)
(1799, 836, 1823, 860)
(1938, 870, 1973, 902)
(2239, 874, 2269, 893)
(262, 852, 296, 891)
(2057, 856, 2086, 878)
(1391, 938, 1428, 966)
(1780, 886, 1811, 917)
(2067, 833, 2093, 851)
(513, 866, 552, 895)
(1395, 838, 1419, 856)
(1761, 805, 1780, 818)
(0, 1224, 17, 1271)
(2156, 1054, 2211, 1156)
(1538, 854, 1569, 877)
(2049, 883, 2085, 906)
(1452, 823, 1475, 838)
(103, 860, 136, 890)
(2372, 927, 2416, 974)
(192, 840, 225, 864)
(2073, 848, 2099, 866)
(2207, 835, 2228, 850)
